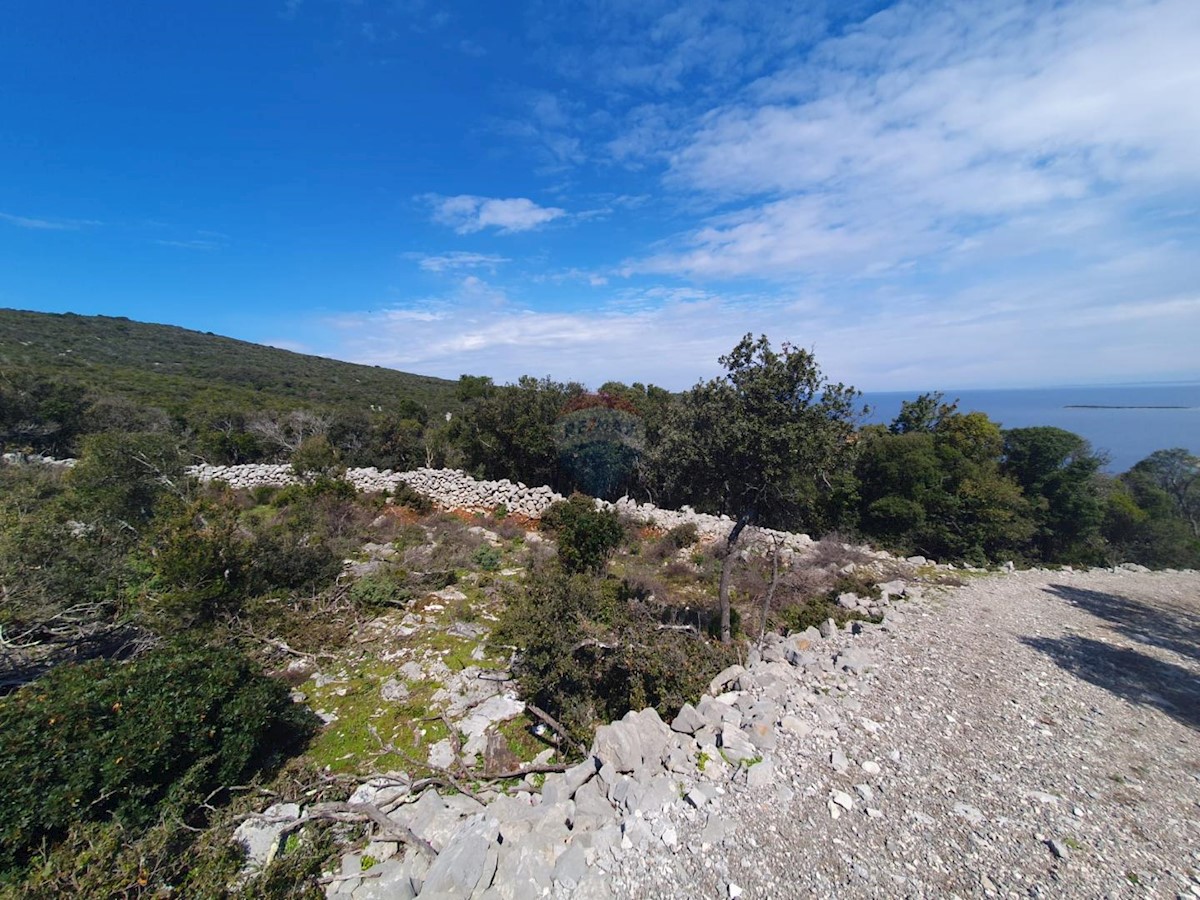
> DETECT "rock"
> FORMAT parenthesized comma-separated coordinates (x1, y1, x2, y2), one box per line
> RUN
(459, 693, 525, 756)
(718, 722, 759, 764)
(744, 718, 777, 752)
(837, 592, 860, 609)
(861, 760, 882, 776)
(572, 779, 618, 830)
(419, 813, 500, 896)
(819, 618, 838, 639)
(831, 749, 850, 774)
(427, 739, 456, 769)
(745, 757, 774, 790)
(552, 841, 589, 888)
(564, 757, 599, 797)
(832, 790, 855, 810)
(709, 664, 747, 696)
(1048, 838, 1070, 860)
(780, 715, 812, 737)
(593, 720, 643, 773)
(380, 678, 409, 702)
(233, 802, 300, 868)
(836, 648, 872, 675)
(671, 702, 706, 735)
(483, 731, 522, 775)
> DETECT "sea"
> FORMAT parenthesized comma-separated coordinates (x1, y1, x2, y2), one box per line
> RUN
(860, 383, 1200, 474)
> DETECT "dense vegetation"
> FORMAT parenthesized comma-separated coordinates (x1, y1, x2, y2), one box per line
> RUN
(0, 309, 1196, 893)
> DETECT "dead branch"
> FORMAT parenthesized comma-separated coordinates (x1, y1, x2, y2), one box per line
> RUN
(525, 703, 588, 756)
(290, 801, 437, 860)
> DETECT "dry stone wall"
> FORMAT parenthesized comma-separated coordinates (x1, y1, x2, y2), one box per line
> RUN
(184, 463, 831, 555)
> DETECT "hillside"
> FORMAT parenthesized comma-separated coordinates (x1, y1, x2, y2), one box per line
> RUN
(0, 308, 460, 417)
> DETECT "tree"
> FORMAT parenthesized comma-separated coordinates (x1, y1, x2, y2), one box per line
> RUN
(1129, 448, 1199, 537)
(455, 376, 584, 488)
(651, 335, 863, 642)
(889, 391, 958, 435)
(1002, 427, 1105, 562)
(856, 404, 1035, 563)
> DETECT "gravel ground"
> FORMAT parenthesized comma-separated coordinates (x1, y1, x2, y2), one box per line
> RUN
(608, 569, 1200, 899)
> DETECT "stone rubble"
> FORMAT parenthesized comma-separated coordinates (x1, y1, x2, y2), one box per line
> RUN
(309, 582, 912, 899)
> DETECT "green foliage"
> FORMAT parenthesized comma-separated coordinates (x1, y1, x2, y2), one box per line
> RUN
(650, 522, 700, 561)
(290, 434, 343, 479)
(1003, 427, 1105, 563)
(68, 431, 185, 530)
(491, 564, 736, 741)
(856, 409, 1035, 563)
(0, 309, 459, 430)
(649, 334, 863, 534)
(0, 644, 316, 877)
(541, 494, 625, 574)
(555, 404, 644, 500)
(473, 545, 503, 572)
(455, 376, 583, 487)
(390, 482, 434, 513)
(1128, 448, 1199, 536)
(348, 571, 412, 611)
(889, 391, 959, 435)
(1103, 450, 1200, 568)
(0, 466, 127, 634)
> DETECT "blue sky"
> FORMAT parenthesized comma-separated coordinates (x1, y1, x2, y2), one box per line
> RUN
(2, 0, 1199, 390)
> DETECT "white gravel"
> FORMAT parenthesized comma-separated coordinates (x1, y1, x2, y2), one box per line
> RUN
(607, 568, 1200, 899)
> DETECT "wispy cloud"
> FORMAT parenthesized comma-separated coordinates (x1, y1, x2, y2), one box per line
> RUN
(405, 251, 511, 273)
(422, 194, 567, 234)
(630, 0, 1200, 281)
(0, 212, 102, 231)
(154, 239, 221, 251)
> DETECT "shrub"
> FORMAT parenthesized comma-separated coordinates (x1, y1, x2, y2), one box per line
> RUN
(540, 494, 624, 574)
(650, 522, 699, 561)
(0, 644, 316, 876)
(348, 571, 412, 611)
(492, 564, 736, 742)
(391, 482, 433, 514)
(473, 545, 503, 572)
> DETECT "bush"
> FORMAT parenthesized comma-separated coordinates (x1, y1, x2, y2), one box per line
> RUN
(540, 494, 624, 574)
(0, 645, 316, 877)
(348, 571, 412, 611)
(492, 564, 736, 742)
(473, 545, 502, 572)
(650, 522, 699, 561)
(391, 482, 433, 514)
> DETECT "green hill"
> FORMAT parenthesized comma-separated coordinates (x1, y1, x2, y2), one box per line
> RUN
(0, 308, 460, 418)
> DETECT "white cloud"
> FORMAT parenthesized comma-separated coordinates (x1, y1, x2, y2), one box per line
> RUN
(406, 251, 511, 273)
(316, 237, 1200, 391)
(0, 212, 101, 230)
(155, 239, 220, 250)
(629, 0, 1200, 280)
(423, 194, 567, 234)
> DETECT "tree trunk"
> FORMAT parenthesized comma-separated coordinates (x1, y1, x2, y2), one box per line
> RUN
(718, 511, 753, 644)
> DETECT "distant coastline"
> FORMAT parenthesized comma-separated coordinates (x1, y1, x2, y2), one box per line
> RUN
(1064, 404, 1194, 410)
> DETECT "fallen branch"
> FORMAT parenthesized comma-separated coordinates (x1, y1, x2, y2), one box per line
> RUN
(525, 703, 588, 756)
(292, 801, 438, 860)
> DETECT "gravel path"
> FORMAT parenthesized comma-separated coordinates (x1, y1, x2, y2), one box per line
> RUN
(609, 569, 1200, 899)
